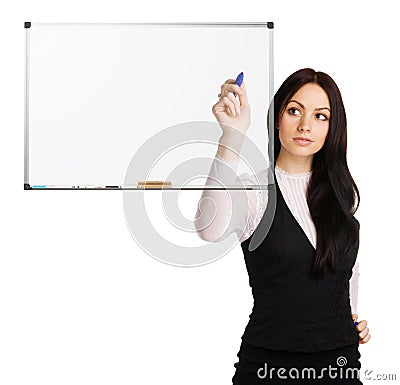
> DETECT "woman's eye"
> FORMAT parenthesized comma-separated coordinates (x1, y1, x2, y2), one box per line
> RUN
(316, 113, 329, 121)
(288, 107, 300, 115)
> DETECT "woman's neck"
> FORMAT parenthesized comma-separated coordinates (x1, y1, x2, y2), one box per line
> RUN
(276, 154, 313, 174)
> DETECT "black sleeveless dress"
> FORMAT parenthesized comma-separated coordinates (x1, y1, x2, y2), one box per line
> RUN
(232, 170, 363, 384)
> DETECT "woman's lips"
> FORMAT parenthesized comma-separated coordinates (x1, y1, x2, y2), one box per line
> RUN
(293, 138, 313, 146)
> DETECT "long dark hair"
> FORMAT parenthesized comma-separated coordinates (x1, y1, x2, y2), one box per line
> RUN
(268, 68, 360, 281)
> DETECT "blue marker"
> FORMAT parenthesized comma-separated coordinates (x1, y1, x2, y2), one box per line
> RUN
(233, 72, 244, 97)
(353, 321, 359, 326)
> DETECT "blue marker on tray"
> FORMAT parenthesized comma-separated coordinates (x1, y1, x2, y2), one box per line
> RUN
(233, 71, 244, 97)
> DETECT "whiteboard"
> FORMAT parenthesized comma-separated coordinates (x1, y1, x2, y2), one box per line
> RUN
(24, 22, 274, 190)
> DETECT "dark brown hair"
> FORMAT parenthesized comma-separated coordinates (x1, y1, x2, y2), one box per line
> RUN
(268, 68, 360, 281)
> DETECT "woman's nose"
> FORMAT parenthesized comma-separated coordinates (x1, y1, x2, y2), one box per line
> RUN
(298, 116, 311, 132)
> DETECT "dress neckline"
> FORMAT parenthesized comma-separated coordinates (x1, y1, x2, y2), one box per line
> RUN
(275, 164, 312, 178)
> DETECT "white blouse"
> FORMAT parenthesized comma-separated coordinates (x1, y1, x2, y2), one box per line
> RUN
(194, 153, 360, 315)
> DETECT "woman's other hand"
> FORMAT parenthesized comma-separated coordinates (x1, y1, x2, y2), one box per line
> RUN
(352, 314, 371, 344)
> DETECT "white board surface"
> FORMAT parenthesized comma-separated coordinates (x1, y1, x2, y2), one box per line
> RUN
(25, 22, 273, 189)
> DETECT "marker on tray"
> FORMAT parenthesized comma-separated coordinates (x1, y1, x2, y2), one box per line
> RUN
(233, 71, 244, 97)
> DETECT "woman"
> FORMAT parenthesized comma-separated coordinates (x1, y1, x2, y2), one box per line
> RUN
(194, 68, 370, 384)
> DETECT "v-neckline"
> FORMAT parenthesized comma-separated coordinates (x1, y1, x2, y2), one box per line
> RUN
(274, 169, 316, 251)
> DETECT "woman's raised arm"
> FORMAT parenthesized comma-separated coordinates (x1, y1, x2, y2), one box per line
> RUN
(194, 151, 268, 243)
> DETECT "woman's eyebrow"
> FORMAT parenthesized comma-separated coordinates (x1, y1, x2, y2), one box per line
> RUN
(288, 99, 330, 112)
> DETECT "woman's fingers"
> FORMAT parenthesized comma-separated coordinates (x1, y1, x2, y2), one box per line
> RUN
(221, 79, 236, 89)
(355, 319, 371, 344)
(219, 96, 237, 116)
(359, 334, 371, 344)
(212, 77, 251, 134)
(221, 83, 243, 98)
(217, 82, 241, 116)
(219, 82, 248, 112)
(228, 83, 248, 107)
(355, 320, 367, 332)
(358, 327, 369, 339)
(224, 92, 241, 115)
(238, 82, 249, 107)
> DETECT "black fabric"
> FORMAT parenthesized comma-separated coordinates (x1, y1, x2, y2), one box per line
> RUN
(239, 169, 360, 353)
(232, 340, 363, 384)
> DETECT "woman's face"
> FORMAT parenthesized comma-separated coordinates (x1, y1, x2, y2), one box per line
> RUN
(278, 83, 330, 158)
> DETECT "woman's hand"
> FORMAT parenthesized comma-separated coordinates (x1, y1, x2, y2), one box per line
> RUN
(352, 314, 371, 344)
(211, 79, 251, 135)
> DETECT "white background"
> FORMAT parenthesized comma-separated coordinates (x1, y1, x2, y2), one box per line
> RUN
(1, 1, 399, 384)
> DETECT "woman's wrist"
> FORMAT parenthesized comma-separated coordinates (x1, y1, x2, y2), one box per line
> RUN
(217, 130, 245, 162)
